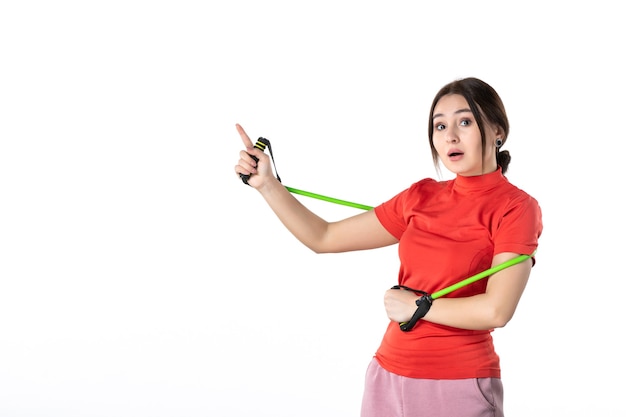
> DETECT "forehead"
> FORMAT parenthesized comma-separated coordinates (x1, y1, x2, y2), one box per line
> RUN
(433, 94, 471, 117)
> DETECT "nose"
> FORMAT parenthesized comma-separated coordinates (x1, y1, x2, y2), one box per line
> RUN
(445, 126, 459, 143)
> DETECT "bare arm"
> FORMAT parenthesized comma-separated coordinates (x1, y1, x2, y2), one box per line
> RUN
(234, 124, 397, 253)
(384, 252, 533, 330)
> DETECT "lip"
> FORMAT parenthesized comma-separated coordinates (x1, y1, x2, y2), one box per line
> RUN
(447, 148, 464, 158)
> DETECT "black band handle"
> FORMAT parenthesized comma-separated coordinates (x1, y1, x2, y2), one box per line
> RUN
(390, 285, 433, 332)
(399, 294, 433, 331)
(240, 137, 282, 185)
(240, 137, 270, 185)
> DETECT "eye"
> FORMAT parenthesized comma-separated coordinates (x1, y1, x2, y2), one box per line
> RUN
(460, 118, 472, 127)
(435, 123, 445, 131)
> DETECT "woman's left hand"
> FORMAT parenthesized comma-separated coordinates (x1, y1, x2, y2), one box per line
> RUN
(384, 288, 419, 323)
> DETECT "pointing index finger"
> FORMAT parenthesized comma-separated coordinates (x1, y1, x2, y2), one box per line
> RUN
(235, 123, 254, 148)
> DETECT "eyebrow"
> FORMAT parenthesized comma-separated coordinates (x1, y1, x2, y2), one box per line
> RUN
(432, 108, 473, 120)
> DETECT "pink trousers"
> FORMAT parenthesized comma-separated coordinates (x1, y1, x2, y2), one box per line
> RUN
(360, 359, 504, 417)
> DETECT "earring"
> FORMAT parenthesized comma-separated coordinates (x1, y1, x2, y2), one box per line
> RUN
(495, 138, 503, 148)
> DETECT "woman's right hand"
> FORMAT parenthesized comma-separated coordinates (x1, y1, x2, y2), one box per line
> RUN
(234, 123, 274, 189)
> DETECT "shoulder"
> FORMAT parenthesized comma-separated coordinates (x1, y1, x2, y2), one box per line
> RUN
(408, 177, 449, 194)
(500, 179, 541, 210)
(496, 180, 543, 233)
(376, 177, 446, 216)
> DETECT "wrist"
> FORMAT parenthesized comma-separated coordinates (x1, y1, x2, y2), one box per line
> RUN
(256, 175, 282, 194)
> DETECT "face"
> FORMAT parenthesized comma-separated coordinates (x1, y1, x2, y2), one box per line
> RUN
(432, 94, 500, 177)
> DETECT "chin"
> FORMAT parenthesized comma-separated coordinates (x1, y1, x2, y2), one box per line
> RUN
(443, 162, 485, 177)
(443, 164, 467, 176)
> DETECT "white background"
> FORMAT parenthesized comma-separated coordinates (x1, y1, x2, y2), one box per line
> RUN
(1, 1, 624, 416)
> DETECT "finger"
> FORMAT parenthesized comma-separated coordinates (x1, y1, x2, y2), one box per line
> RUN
(235, 123, 254, 149)
(238, 149, 258, 172)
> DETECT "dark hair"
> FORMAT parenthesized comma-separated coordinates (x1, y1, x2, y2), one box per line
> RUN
(427, 77, 512, 174)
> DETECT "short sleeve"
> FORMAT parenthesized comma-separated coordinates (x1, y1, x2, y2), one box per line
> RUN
(494, 194, 543, 262)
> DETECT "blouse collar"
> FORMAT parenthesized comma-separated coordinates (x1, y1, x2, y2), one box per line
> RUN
(451, 167, 507, 194)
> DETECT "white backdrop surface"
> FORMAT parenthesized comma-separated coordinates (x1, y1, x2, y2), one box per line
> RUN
(1, 1, 624, 416)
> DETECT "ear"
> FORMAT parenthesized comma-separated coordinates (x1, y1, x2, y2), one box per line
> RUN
(494, 125, 505, 141)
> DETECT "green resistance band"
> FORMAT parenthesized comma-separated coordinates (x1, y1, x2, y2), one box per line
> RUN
(284, 183, 536, 297)
(243, 137, 537, 304)
(432, 250, 536, 300)
(396, 250, 536, 331)
(285, 186, 373, 211)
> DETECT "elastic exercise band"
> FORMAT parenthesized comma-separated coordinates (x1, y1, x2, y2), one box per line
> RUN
(285, 186, 373, 211)
(242, 137, 537, 303)
(395, 250, 536, 331)
(284, 184, 536, 302)
(241, 137, 373, 210)
(431, 250, 537, 299)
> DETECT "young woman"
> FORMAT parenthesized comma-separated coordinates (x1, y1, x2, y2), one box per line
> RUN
(234, 77, 543, 417)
